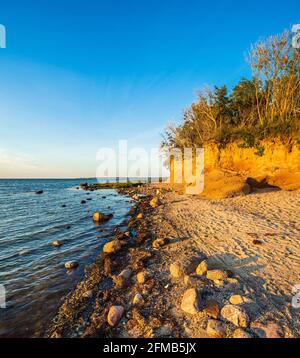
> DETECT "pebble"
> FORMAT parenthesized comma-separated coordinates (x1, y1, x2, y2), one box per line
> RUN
(83, 290, 93, 299)
(206, 319, 227, 338)
(137, 272, 147, 284)
(226, 278, 239, 285)
(132, 293, 143, 305)
(180, 288, 200, 315)
(107, 306, 124, 327)
(170, 263, 184, 278)
(250, 321, 283, 338)
(232, 328, 252, 338)
(229, 295, 247, 305)
(103, 240, 121, 254)
(207, 270, 228, 281)
(196, 260, 208, 276)
(203, 300, 220, 319)
(221, 304, 250, 328)
(150, 197, 160, 208)
(183, 275, 198, 286)
(119, 269, 132, 280)
(152, 238, 166, 249)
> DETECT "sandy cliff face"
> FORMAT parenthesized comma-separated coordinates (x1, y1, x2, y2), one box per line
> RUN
(204, 140, 300, 177)
(170, 140, 300, 198)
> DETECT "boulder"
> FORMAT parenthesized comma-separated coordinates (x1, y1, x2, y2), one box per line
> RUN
(200, 170, 252, 200)
(206, 270, 228, 281)
(206, 319, 227, 338)
(107, 306, 124, 327)
(196, 260, 208, 276)
(81, 200, 87, 204)
(103, 240, 122, 254)
(64, 261, 79, 269)
(221, 305, 250, 328)
(180, 288, 200, 315)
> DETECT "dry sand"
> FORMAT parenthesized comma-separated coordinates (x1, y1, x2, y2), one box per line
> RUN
(142, 185, 300, 337)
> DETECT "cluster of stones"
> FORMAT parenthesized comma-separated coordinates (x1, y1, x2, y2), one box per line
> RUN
(98, 195, 162, 329)
(170, 259, 283, 338)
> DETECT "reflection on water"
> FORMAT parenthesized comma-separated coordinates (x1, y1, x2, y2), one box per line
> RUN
(0, 179, 132, 337)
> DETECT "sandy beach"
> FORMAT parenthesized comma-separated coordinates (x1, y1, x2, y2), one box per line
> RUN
(47, 184, 300, 338)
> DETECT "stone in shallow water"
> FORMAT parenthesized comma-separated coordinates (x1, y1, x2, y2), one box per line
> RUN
(64, 261, 79, 270)
(93, 211, 113, 223)
(52, 240, 63, 247)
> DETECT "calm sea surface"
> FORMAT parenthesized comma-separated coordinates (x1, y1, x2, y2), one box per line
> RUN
(0, 179, 132, 337)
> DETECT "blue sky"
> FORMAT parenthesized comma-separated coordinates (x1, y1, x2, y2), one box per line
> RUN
(0, 0, 299, 178)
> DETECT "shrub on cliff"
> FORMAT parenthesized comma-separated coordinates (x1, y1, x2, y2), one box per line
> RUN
(162, 30, 300, 150)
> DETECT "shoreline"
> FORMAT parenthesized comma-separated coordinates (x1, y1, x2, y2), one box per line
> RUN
(47, 184, 300, 338)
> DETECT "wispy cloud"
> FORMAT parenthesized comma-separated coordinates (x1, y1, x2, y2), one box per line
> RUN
(0, 149, 39, 170)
